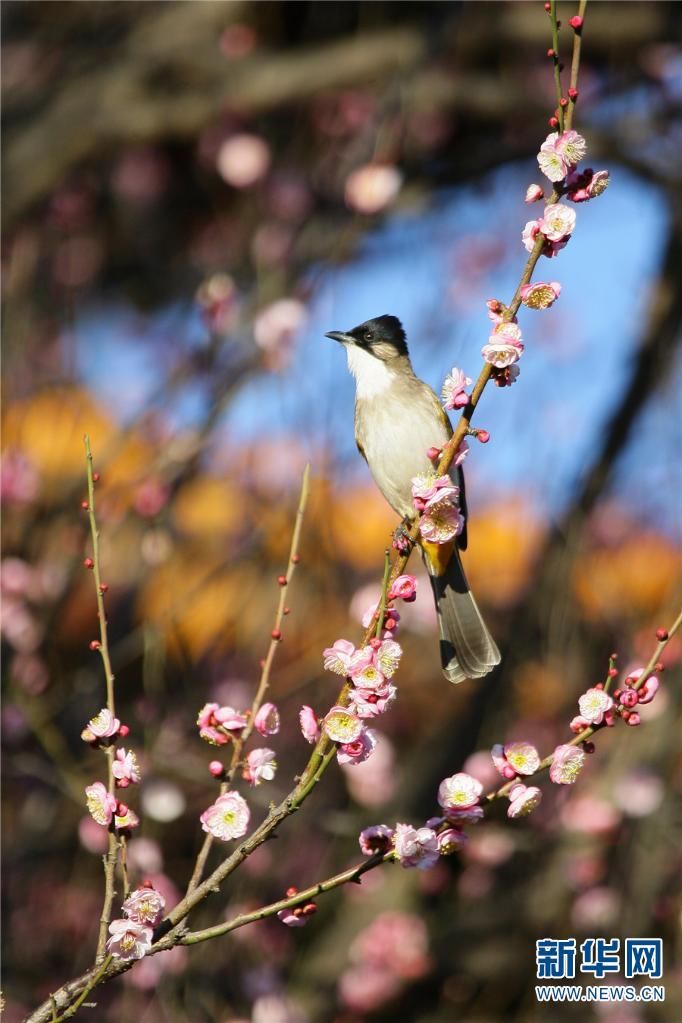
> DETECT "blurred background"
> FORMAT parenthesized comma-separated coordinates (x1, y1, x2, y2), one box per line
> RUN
(2, 2, 681, 1021)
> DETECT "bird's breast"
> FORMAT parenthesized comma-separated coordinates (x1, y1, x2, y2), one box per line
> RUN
(355, 387, 452, 518)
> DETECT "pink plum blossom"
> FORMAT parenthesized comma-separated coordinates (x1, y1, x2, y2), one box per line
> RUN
(507, 783, 543, 818)
(419, 502, 464, 544)
(81, 708, 121, 742)
(115, 806, 140, 832)
(520, 281, 562, 310)
(106, 919, 153, 960)
(437, 827, 466, 855)
(214, 706, 248, 733)
(411, 471, 459, 511)
(253, 298, 307, 369)
(388, 574, 417, 602)
(549, 744, 585, 785)
(254, 702, 280, 736)
(565, 168, 610, 202)
(112, 748, 141, 787)
(438, 772, 483, 812)
(337, 728, 376, 766)
(323, 706, 364, 744)
(345, 163, 402, 214)
(200, 790, 250, 841)
(522, 219, 542, 252)
(122, 885, 165, 927)
(393, 823, 440, 870)
(299, 705, 320, 744)
(373, 638, 402, 678)
(216, 134, 271, 188)
(553, 129, 588, 166)
(350, 659, 386, 690)
(538, 203, 576, 241)
(85, 781, 117, 826)
(323, 638, 356, 675)
(277, 906, 308, 928)
(503, 741, 541, 776)
(349, 683, 396, 718)
(578, 687, 614, 724)
(243, 748, 277, 786)
(625, 668, 659, 704)
(441, 367, 472, 410)
(525, 183, 545, 203)
(359, 824, 395, 856)
(569, 714, 591, 733)
(537, 130, 587, 182)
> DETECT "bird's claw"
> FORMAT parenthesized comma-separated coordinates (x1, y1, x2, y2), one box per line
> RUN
(392, 522, 414, 554)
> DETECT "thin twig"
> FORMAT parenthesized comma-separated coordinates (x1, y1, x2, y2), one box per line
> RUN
(84, 435, 121, 959)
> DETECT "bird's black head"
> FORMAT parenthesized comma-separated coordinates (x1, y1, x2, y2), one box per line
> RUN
(325, 314, 408, 360)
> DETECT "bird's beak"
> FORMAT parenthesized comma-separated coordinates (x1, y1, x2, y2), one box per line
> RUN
(324, 330, 355, 345)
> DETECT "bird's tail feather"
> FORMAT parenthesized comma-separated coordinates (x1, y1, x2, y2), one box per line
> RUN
(424, 548, 500, 684)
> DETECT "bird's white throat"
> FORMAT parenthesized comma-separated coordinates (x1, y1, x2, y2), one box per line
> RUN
(345, 344, 394, 398)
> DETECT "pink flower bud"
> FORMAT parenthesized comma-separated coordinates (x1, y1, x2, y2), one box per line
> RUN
(620, 690, 638, 708)
(569, 15, 584, 30)
(426, 446, 441, 461)
(209, 760, 224, 778)
(254, 702, 280, 736)
(525, 184, 545, 204)
(476, 430, 490, 444)
(388, 574, 417, 603)
(626, 712, 641, 727)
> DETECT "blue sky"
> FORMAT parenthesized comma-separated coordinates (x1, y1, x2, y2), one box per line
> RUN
(74, 158, 680, 538)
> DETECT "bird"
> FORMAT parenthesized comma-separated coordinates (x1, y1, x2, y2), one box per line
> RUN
(325, 313, 500, 684)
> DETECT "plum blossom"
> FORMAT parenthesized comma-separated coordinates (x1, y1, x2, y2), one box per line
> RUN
(538, 203, 576, 242)
(359, 824, 395, 856)
(350, 659, 386, 691)
(525, 183, 545, 203)
(520, 281, 562, 310)
(438, 773, 482, 813)
(106, 919, 153, 961)
(81, 708, 121, 742)
(85, 781, 117, 826)
(549, 744, 585, 785)
(565, 168, 610, 202)
(122, 885, 165, 927)
(537, 130, 587, 182)
(323, 706, 364, 744)
(437, 827, 466, 855)
(337, 728, 377, 766)
(625, 668, 659, 704)
(373, 639, 402, 679)
(393, 823, 440, 870)
(578, 687, 614, 724)
(499, 741, 541, 777)
(114, 805, 140, 832)
(388, 575, 417, 603)
(323, 639, 356, 675)
(216, 134, 270, 188)
(243, 748, 277, 786)
(345, 163, 402, 214)
(112, 748, 141, 787)
(481, 322, 524, 368)
(441, 367, 472, 411)
(299, 705, 320, 744)
(522, 219, 542, 253)
(253, 298, 307, 369)
(507, 783, 543, 818)
(254, 702, 280, 736)
(419, 500, 464, 544)
(277, 906, 308, 928)
(197, 703, 248, 745)
(200, 790, 250, 841)
(554, 130, 588, 166)
(411, 471, 459, 511)
(349, 683, 396, 719)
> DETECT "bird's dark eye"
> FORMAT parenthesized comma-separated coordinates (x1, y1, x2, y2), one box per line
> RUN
(364, 331, 374, 342)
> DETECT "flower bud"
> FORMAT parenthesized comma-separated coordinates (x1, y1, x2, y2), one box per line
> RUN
(568, 87, 579, 100)
(84, 557, 94, 569)
(656, 628, 668, 641)
(625, 712, 641, 727)
(569, 15, 584, 30)
(89, 640, 101, 651)
(620, 690, 638, 708)
(209, 760, 224, 778)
